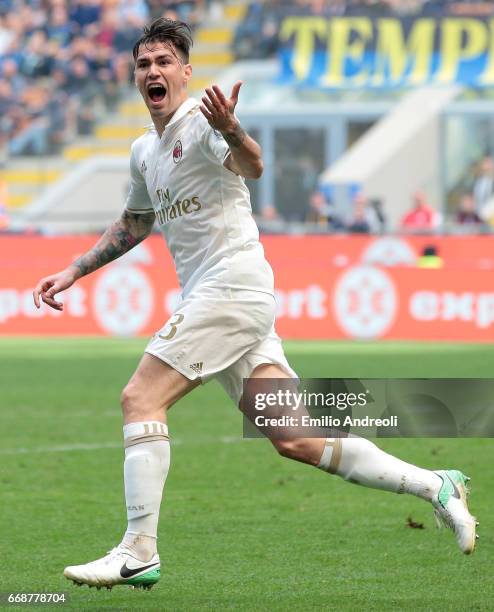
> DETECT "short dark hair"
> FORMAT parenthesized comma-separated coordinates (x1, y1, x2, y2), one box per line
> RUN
(133, 18, 193, 63)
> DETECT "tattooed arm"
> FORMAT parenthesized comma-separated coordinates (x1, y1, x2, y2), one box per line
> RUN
(222, 122, 263, 179)
(33, 209, 155, 311)
(199, 82, 263, 179)
(70, 209, 155, 278)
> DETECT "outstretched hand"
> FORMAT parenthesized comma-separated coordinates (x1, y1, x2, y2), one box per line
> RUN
(33, 268, 78, 311)
(200, 82, 243, 133)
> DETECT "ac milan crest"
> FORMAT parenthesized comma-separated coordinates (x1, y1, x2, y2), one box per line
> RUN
(173, 140, 182, 163)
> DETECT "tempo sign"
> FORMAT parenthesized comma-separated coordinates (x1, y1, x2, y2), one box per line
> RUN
(279, 15, 494, 87)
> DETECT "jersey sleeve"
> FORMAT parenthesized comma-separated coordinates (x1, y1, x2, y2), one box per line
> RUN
(125, 143, 154, 214)
(199, 123, 230, 166)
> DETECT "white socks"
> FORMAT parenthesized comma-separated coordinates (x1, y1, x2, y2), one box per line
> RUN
(318, 436, 441, 501)
(118, 425, 440, 561)
(121, 421, 170, 561)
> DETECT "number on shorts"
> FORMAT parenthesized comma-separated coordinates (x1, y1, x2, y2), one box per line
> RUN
(158, 313, 184, 340)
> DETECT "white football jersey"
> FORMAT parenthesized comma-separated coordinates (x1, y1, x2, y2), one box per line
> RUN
(125, 97, 274, 297)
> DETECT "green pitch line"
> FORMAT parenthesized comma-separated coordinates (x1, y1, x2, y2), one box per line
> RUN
(2, 335, 494, 356)
(2, 337, 494, 378)
(283, 340, 494, 354)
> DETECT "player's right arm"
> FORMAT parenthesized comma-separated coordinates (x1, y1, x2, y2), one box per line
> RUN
(33, 208, 155, 311)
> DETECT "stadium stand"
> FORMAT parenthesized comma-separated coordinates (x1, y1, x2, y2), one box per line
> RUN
(234, 0, 494, 60)
(3, 0, 494, 235)
(1, 0, 246, 220)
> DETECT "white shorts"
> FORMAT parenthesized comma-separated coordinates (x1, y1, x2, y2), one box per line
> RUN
(145, 286, 297, 405)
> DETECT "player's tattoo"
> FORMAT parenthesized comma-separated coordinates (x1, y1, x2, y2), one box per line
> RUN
(222, 124, 247, 149)
(72, 210, 155, 277)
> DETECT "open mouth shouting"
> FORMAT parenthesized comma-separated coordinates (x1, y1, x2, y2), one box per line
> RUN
(147, 83, 167, 104)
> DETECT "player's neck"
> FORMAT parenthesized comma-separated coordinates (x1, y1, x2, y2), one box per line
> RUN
(153, 117, 172, 138)
(152, 95, 189, 138)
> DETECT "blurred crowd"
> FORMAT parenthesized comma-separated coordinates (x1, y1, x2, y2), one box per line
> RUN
(0, 0, 492, 239)
(455, 154, 494, 230)
(0, 0, 208, 160)
(255, 152, 494, 236)
(234, 0, 494, 60)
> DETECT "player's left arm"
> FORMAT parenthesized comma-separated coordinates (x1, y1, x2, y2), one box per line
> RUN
(199, 82, 263, 179)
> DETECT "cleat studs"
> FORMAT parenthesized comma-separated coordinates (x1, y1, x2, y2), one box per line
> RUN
(476, 521, 480, 526)
(476, 534, 479, 539)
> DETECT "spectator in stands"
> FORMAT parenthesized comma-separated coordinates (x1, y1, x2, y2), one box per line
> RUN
(1, 58, 27, 94)
(113, 14, 146, 55)
(233, 0, 281, 60)
(9, 85, 51, 156)
(417, 244, 443, 268)
(445, 2, 494, 17)
(400, 190, 439, 232)
(69, 0, 102, 31)
(471, 155, 494, 217)
(88, 41, 119, 110)
(64, 56, 98, 134)
(347, 198, 371, 233)
(44, 83, 70, 153)
(0, 14, 16, 54)
(346, 192, 384, 233)
(308, 189, 330, 225)
(19, 30, 52, 78)
(318, 0, 347, 17)
(95, 9, 119, 49)
(346, 0, 392, 16)
(1, 0, 209, 160)
(260, 204, 278, 221)
(456, 192, 483, 227)
(308, 187, 345, 230)
(0, 78, 15, 158)
(118, 0, 150, 24)
(45, 6, 74, 48)
(382, 0, 425, 16)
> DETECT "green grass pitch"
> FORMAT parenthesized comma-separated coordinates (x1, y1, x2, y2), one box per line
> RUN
(1, 338, 493, 611)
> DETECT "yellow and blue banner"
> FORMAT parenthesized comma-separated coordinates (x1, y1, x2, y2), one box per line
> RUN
(278, 15, 494, 87)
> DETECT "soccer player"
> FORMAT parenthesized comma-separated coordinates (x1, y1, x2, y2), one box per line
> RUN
(33, 18, 478, 590)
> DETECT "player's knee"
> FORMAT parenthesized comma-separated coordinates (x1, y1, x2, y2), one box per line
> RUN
(120, 382, 147, 420)
(120, 383, 136, 415)
(120, 381, 171, 421)
(273, 439, 305, 461)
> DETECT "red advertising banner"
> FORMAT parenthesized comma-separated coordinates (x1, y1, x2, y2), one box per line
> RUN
(1, 235, 494, 341)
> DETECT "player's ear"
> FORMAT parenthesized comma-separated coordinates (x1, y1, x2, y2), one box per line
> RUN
(183, 63, 192, 85)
